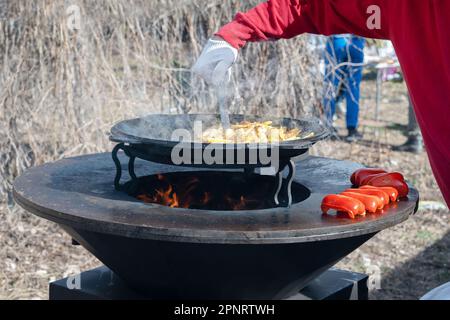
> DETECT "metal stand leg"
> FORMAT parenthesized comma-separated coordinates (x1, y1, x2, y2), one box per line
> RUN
(273, 160, 296, 207)
(128, 156, 137, 180)
(273, 170, 284, 206)
(112, 143, 125, 191)
(112, 143, 138, 191)
(281, 160, 296, 207)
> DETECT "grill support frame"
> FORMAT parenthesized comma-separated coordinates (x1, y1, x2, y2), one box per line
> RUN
(112, 142, 298, 207)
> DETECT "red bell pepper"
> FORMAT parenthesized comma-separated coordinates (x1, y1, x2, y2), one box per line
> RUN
(321, 194, 366, 219)
(363, 172, 409, 198)
(360, 185, 399, 202)
(350, 168, 387, 186)
(344, 188, 389, 207)
(340, 191, 379, 213)
(360, 172, 405, 186)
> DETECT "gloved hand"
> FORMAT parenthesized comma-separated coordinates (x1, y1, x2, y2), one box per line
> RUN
(192, 37, 238, 86)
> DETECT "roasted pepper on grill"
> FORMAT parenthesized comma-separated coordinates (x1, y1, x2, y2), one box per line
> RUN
(350, 168, 387, 186)
(350, 168, 409, 198)
(363, 172, 409, 198)
(340, 191, 379, 213)
(360, 185, 399, 202)
(321, 194, 366, 219)
(344, 188, 389, 207)
(324, 169, 409, 219)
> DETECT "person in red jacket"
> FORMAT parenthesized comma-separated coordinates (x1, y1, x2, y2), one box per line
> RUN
(192, 0, 450, 207)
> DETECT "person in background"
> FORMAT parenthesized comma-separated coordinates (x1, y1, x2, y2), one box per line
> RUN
(393, 96, 424, 153)
(324, 35, 365, 142)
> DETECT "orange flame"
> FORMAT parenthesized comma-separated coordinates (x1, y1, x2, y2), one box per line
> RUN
(136, 174, 262, 210)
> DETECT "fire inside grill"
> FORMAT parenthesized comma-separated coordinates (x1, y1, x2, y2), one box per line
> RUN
(130, 171, 310, 210)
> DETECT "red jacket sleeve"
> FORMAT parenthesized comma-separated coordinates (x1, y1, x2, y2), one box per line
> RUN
(216, 0, 393, 48)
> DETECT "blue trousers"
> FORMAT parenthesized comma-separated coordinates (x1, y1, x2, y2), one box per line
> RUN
(324, 36, 365, 129)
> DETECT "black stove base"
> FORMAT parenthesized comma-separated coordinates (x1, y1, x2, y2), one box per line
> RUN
(49, 266, 368, 300)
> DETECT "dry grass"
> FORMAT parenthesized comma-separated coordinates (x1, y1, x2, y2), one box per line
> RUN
(0, 1, 448, 300)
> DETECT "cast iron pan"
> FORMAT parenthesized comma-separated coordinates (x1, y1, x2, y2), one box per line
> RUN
(109, 114, 330, 168)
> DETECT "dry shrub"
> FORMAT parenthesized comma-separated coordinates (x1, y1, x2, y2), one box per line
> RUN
(0, 0, 322, 202)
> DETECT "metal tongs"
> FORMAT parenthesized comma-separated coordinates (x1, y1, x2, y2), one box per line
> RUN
(213, 62, 232, 129)
(216, 87, 231, 130)
(215, 85, 231, 129)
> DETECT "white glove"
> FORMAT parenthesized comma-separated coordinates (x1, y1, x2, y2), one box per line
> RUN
(192, 38, 238, 86)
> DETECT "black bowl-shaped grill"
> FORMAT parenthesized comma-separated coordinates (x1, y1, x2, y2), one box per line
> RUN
(13, 153, 419, 299)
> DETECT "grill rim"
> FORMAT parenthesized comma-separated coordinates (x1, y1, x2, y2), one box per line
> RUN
(12, 153, 419, 245)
